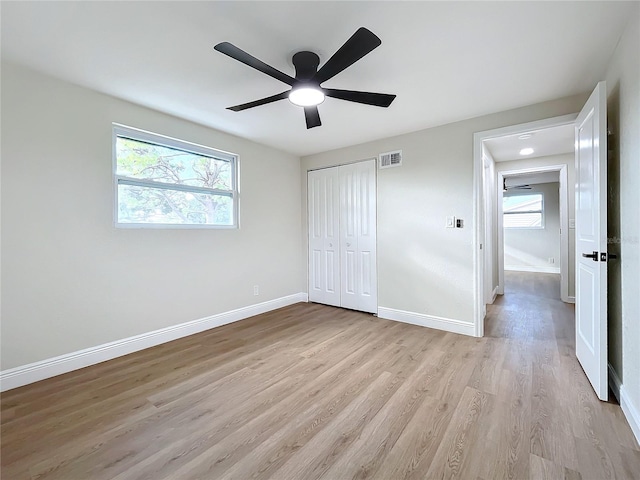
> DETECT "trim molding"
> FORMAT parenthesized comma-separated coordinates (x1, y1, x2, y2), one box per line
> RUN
(505, 265, 561, 274)
(377, 307, 475, 337)
(609, 363, 640, 445)
(490, 286, 499, 304)
(0, 293, 308, 392)
(567, 296, 575, 304)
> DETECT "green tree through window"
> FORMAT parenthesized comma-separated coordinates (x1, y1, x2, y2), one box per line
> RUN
(114, 126, 237, 227)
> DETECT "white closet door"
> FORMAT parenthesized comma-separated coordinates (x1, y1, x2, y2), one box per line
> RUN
(308, 168, 341, 306)
(339, 160, 377, 313)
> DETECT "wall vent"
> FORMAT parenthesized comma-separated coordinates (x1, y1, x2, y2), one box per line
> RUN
(379, 150, 402, 169)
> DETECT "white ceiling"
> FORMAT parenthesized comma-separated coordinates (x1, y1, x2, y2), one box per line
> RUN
(485, 123, 575, 162)
(1, 1, 634, 156)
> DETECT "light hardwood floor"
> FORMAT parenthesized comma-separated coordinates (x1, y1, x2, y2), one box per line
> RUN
(2, 272, 639, 479)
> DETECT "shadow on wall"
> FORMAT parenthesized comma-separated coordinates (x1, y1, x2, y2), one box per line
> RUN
(607, 80, 623, 381)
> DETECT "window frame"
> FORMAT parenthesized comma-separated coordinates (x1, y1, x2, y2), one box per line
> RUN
(112, 124, 239, 229)
(503, 191, 545, 230)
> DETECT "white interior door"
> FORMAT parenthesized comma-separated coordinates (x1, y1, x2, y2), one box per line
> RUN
(575, 81, 608, 401)
(339, 160, 377, 313)
(308, 168, 340, 307)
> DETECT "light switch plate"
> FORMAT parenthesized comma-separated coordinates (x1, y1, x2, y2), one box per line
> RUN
(446, 216, 455, 228)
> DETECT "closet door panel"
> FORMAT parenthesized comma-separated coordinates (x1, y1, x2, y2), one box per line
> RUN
(354, 160, 377, 313)
(339, 160, 377, 313)
(340, 165, 359, 308)
(308, 168, 340, 306)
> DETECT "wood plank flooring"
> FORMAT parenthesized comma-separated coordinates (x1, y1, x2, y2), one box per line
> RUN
(2, 272, 639, 479)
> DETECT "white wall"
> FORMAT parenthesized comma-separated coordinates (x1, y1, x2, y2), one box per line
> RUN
(1, 62, 303, 370)
(496, 153, 575, 297)
(503, 182, 560, 273)
(301, 94, 587, 328)
(604, 8, 640, 439)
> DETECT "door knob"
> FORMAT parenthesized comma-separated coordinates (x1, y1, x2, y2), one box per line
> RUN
(582, 251, 598, 261)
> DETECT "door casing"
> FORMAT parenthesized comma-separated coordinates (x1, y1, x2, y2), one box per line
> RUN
(472, 113, 578, 337)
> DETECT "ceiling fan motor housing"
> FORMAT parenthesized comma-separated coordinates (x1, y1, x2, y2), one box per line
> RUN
(292, 51, 320, 81)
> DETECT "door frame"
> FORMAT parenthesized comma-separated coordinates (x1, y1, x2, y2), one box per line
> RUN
(472, 113, 577, 337)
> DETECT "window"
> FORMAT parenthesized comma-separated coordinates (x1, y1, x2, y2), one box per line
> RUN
(503, 193, 543, 228)
(114, 125, 237, 227)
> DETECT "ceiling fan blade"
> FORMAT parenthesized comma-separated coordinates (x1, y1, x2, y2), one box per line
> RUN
(324, 89, 396, 107)
(214, 42, 296, 86)
(304, 106, 321, 129)
(227, 91, 290, 112)
(313, 27, 381, 84)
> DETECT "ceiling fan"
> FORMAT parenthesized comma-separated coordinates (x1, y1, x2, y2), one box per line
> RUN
(503, 178, 532, 191)
(214, 27, 397, 129)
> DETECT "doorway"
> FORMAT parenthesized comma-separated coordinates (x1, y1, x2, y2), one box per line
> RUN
(473, 113, 577, 337)
(474, 83, 610, 402)
(497, 165, 569, 302)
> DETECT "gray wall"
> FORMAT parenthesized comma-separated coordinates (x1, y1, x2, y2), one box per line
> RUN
(604, 8, 640, 423)
(504, 182, 560, 272)
(1, 63, 304, 369)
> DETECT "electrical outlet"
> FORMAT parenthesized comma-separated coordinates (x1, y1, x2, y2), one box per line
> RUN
(253, 285, 259, 296)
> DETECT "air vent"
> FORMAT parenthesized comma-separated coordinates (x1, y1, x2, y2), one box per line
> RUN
(379, 150, 402, 169)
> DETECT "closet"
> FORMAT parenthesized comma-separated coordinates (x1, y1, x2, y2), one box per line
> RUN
(308, 159, 377, 314)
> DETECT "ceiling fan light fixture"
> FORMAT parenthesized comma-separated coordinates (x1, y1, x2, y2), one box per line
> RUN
(288, 87, 325, 107)
(520, 147, 534, 156)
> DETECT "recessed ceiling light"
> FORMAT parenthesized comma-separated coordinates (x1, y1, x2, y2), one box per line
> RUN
(289, 87, 325, 107)
(518, 133, 533, 140)
(520, 148, 534, 156)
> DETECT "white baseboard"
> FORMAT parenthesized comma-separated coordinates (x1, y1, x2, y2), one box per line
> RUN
(377, 307, 475, 337)
(505, 265, 561, 274)
(0, 293, 308, 392)
(609, 363, 640, 445)
(490, 286, 499, 304)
